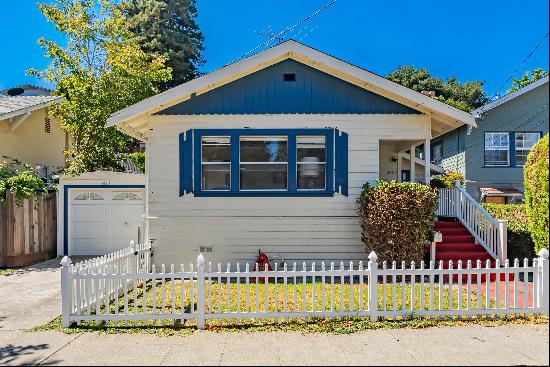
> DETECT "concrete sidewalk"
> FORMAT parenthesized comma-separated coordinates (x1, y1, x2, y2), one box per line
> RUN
(1, 324, 548, 366)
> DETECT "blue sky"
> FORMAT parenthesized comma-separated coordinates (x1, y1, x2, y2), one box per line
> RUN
(1, 0, 548, 97)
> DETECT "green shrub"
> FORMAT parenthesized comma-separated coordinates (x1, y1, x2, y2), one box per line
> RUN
(430, 171, 464, 189)
(482, 204, 535, 260)
(0, 156, 55, 206)
(524, 134, 549, 252)
(357, 180, 438, 263)
(127, 152, 145, 172)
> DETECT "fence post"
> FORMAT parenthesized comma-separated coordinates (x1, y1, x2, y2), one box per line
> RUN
(196, 254, 206, 330)
(498, 220, 508, 262)
(129, 240, 136, 274)
(538, 248, 549, 316)
(368, 251, 379, 322)
(60, 256, 72, 328)
(454, 180, 461, 217)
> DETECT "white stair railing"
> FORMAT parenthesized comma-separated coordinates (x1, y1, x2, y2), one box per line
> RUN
(436, 180, 508, 262)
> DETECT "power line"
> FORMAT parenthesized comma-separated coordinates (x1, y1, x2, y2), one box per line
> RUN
(228, 0, 339, 65)
(487, 32, 549, 102)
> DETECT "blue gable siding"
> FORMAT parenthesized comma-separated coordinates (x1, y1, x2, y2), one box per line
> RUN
(157, 60, 420, 115)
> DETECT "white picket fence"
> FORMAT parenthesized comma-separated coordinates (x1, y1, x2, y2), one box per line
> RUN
(435, 180, 508, 262)
(61, 244, 550, 328)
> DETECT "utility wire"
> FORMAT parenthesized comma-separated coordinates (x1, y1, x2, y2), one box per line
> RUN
(228, 0, 339, 65)
(487, 32, 549, 102)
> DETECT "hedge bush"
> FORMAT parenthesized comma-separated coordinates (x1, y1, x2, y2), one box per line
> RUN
(0, 156, 54, 206)
(524, 134, 549, 252)
(482, 204, 535, 260)
(430, 171, 464, 189)
(357, 180, 438, 263)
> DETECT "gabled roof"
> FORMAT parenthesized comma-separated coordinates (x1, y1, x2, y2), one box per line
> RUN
(0, 84, 54, 96)
(472, 75, 549, 117)
(107, 40, 476, 140)
(0, 96, 61, 121)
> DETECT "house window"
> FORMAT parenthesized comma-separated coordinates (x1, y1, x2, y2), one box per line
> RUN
(182, 128, 347, 197)
(484, 132, 509, 166)
(515, 132, 541, 166)
(431, 142, 443, 164)
(239, 136, 288, 190)
(201, 136, 231, 190)
(297, 136, 326, 190)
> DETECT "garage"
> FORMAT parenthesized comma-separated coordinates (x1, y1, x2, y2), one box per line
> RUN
(57, 171, 146, 256)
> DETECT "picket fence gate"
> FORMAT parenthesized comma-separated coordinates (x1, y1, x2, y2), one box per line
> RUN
(61, 243, 550, 329)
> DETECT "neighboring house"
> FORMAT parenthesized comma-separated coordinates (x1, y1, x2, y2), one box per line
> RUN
(83, 40, 475, 266)
(0, 85, 68, 174)
(431, 76, 549, 203)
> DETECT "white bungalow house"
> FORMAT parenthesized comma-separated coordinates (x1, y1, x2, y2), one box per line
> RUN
(60, 41, 498, 267)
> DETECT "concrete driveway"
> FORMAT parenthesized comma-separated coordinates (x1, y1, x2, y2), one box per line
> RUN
(1, 259, 549, 366)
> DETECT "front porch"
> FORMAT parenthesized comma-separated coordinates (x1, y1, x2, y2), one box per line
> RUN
(379, 139, 444, 184)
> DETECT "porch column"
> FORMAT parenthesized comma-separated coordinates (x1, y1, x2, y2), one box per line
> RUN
(397, 154, 402, 182)
(410, 145, 416, 183)
(424, 138, 431, 184)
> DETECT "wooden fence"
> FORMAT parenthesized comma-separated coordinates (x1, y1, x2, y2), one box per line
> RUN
(61, 244, 549, 328)
(0, 191, 57, 267)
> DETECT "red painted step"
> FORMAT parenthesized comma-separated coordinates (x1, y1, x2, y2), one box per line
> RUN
(434, 221, 464, 229)
(442, 234, 476, 243)
(434, 219, 509, 281)
(437, 228, 470, 236)
(436, 243, 485, 252)
(436, 251, 493, 262)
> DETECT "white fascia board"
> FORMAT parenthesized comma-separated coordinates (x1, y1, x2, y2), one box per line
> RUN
(472, 76, 549, 116)
(0, 97, 62, 121)
(107, 40, 476, 128)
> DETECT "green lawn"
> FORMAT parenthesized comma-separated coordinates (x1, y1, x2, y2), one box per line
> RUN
(34, 280, 547, 335)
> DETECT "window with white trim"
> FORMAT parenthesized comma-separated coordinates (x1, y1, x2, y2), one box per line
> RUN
(239, 136, 288, 190)
(297, 136, 326, 190)
(515, 132, 541, 166)
(484, 132, 509, 166)
(201, 136, 231, 190)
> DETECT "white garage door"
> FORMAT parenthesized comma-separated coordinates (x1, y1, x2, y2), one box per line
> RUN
(69, 188, 145, 256)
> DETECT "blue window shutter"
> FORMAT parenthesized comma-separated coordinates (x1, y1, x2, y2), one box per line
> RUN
(335, 129, 349, 196)
(179, 130, 194, 196)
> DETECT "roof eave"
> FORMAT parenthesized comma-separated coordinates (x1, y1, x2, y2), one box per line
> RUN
(107, 40, 476, 130)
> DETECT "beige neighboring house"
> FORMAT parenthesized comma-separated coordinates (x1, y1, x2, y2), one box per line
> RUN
(0, 85, 68, 174)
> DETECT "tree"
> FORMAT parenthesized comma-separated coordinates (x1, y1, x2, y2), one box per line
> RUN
(524, 134, 549, 252)
(123, 0, 205, 89)
(386, 66, 488, 112)
(507, 68, 548, 93)
(29, 0, 171, 174)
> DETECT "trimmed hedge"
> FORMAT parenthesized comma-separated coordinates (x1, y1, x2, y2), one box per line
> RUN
(482, 204, 535, 260)
(430, 171, 464, 189)
(357, 181, 438, 263)
(524, 134, 549, 252)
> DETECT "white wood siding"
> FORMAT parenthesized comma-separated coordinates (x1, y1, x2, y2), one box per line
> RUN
(147, 114, 430, 265)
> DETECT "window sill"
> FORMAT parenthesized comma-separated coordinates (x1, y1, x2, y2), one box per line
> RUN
(482, 165, 524, 168)
(193, 191, 335, 197)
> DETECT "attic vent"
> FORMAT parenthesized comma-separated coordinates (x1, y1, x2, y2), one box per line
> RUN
(44, 116, 51, 133)
(283, 73, 296, 82)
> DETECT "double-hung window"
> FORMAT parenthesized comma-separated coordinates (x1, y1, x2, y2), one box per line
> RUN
(514, 132, 541, 166)
(180, 128, 348, 197)
(484, 132, 509, 166)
